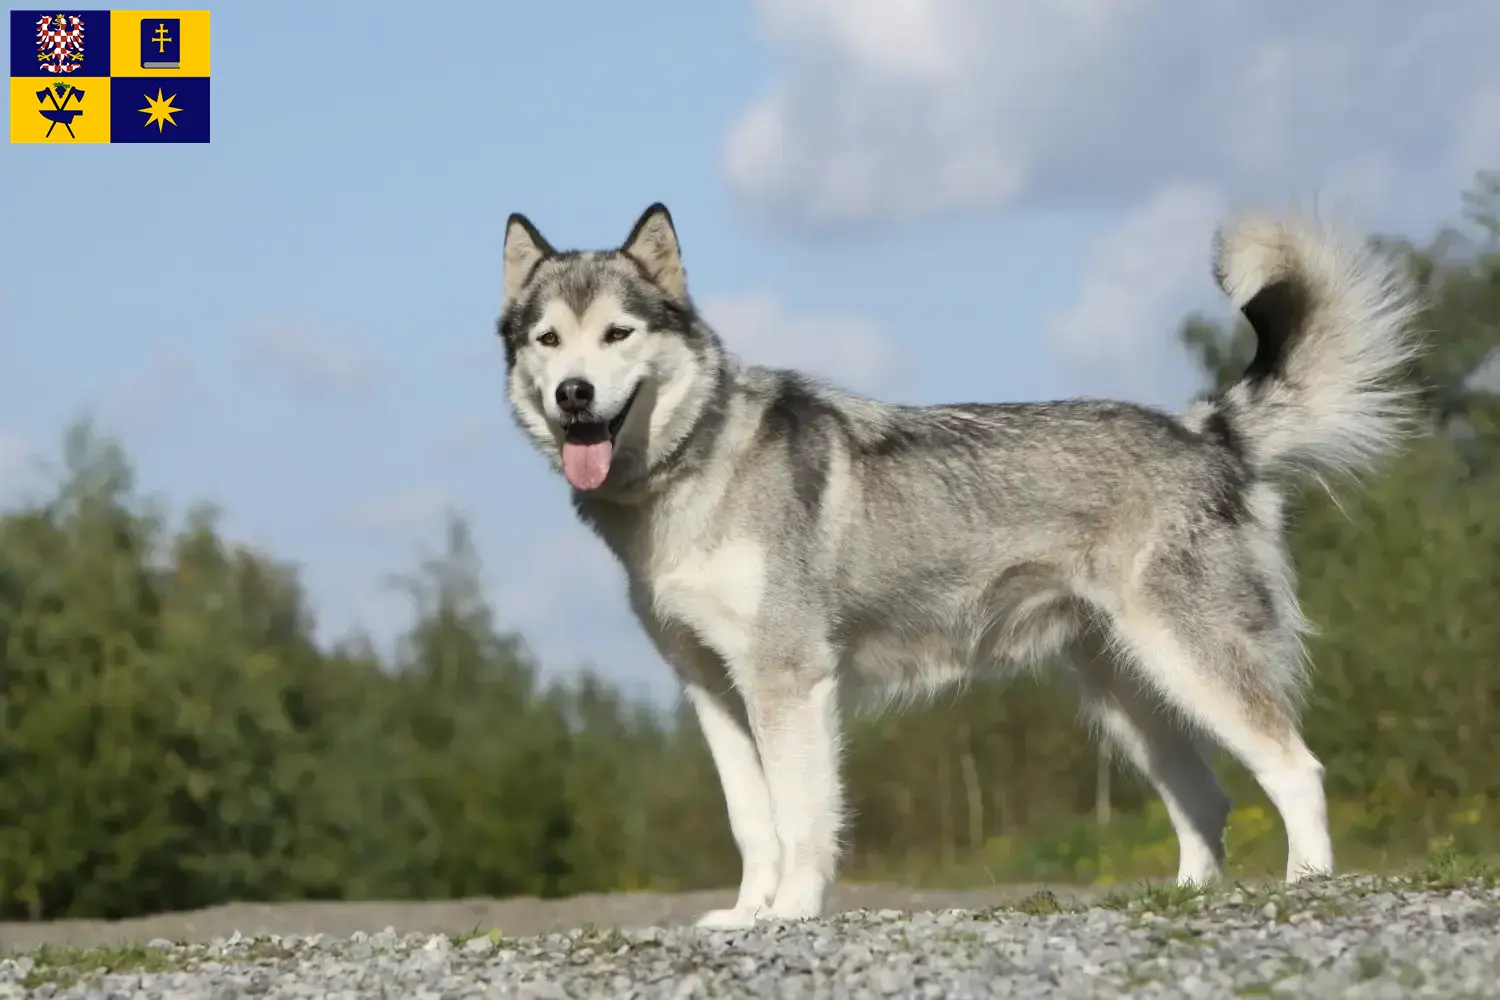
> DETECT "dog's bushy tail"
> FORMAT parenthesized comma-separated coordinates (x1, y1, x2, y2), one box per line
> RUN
(1198, 211, 1424, 486)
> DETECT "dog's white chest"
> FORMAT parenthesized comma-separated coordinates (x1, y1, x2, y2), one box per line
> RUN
(647, 538, 765, 665)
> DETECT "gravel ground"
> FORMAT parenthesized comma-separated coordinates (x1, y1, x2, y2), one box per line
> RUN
(2, 877, 1498, 998)
(0, 885, 1105, 951)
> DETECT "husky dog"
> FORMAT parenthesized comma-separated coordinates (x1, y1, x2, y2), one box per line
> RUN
(498, 202, 1421, 929)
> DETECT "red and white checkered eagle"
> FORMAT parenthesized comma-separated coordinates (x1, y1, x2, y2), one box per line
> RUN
(35, 13, 85, 74)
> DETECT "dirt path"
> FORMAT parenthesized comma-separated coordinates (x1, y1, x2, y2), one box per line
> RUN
(0, 883, 1114, 951)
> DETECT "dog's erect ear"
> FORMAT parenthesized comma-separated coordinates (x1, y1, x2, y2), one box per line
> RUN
(503, 212, 555, 308)
(621, 203, 687, 302)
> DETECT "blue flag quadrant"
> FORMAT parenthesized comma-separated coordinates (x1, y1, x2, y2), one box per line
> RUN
(109, 75, 209, 143)
(10, 10, 113, 78)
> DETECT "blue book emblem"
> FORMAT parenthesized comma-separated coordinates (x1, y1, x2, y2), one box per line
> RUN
(140, 17, 179, 69)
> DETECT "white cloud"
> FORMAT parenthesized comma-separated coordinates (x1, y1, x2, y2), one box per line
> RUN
(725, 0, 1500, 232)
(1046, 182, 1225, 400)
(245, 324, 380, 402)
(703, 294, 899, 392)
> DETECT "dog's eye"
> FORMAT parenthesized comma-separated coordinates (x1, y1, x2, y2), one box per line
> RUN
(604, 325, 634, 344)
(536, 330, 560, 348)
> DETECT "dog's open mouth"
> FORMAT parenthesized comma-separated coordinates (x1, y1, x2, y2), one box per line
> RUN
(560, 385, 640, 491)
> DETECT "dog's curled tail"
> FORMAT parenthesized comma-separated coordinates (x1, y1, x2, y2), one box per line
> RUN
(1203, 211, 1424, 485)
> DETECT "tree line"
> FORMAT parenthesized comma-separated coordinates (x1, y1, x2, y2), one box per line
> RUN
(1, 175, 1496, 921)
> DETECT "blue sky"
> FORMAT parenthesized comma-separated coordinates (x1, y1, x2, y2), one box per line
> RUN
(5, 0, 1498, 701)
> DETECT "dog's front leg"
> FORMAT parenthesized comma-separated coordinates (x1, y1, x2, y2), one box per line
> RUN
(684, 683, 782, 929)
(740, 651, 844, 923)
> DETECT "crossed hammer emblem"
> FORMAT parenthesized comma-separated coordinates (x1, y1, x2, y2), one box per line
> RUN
(35, 82, 86, 138)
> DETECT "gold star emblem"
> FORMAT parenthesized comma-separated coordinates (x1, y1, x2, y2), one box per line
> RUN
(138, 88, 182, 132)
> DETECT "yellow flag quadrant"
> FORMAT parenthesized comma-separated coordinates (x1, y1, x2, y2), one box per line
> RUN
(109, 10, 212, 78)
(10, 76, 113, 144)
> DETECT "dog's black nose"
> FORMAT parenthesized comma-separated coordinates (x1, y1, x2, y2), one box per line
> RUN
(555, 378, 595, 415)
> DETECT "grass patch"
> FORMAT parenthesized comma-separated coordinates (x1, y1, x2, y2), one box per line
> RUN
(851, 794, 1500, 892)
(974, 841, 1500, 926)
(1012, 889, 1064, 916)
(1402, 840, 1500, 890)
(1102, 880, 1213, 914)
(11, 936, 300, 989)
(17, 943, 190, 989)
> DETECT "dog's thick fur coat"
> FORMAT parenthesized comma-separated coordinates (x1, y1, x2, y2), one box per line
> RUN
(499, 203, 1422, 928)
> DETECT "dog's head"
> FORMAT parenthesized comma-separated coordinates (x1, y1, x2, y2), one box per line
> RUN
(499, 203, 723, 494)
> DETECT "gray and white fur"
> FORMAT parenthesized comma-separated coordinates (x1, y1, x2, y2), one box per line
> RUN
(498, 202, 1422, 928)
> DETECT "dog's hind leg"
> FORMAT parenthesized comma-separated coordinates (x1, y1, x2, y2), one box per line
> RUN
(1104, 574, 1333, 884)
(684, 683, 783, 928)
(1067, 626, 1230, 886)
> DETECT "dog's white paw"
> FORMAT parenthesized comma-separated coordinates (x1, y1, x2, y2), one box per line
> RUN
(763, 903, 820, 922)
(763, 878, 825, 922)
(694, 907, 762, 930)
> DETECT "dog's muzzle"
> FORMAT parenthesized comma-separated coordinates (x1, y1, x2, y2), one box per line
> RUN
(557, 383, 640, 491)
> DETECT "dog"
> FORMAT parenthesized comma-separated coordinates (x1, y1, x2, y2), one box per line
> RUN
(497, 202, 1421, 928)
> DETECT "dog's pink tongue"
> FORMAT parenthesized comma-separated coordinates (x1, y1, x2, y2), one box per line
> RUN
(562, 440, 613, 490)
